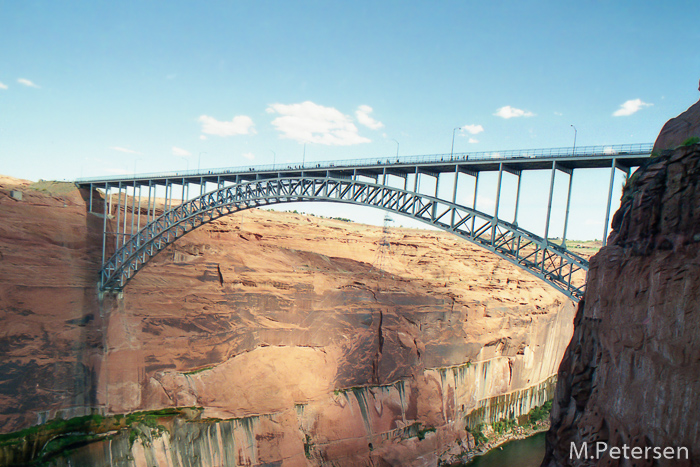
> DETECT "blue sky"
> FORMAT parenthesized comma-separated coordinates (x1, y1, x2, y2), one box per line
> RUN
(2, 1, 699, 239)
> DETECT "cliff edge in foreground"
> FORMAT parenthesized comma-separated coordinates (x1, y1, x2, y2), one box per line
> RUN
(543, 102, 700, 466)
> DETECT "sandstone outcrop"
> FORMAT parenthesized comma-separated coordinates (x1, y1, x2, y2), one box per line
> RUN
(652, 97, 700, 153)
(543, 139, 700, 465)
(0, 175, 579, 466)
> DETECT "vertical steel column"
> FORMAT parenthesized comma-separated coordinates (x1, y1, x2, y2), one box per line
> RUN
(403, 174, 408, 191)
(561, 170, 574, 249)
(136, 184, 142, 233)
(450, 165, 459, 227)
(181, 178, 186, 204)
(602, 159, 617, 247)
(101, 183, 109, 278)
(122, 183, 130, 247)
(494, 163, 503, 219)
(108, 185, 113, 218)
(471, 173, 479, 235)
(165, 179, 171, 212)
(89, 183, 93, 213)
(200, 177, 205, 196)
(513, 172, 522, 226)
(432, 173, 440, 219)
(544, 161, 557, 243)
(492, 163, 503, 244)
(146, 181, 152, 224)
(130, 181, 136, 241)
(413, 167, 419, 215)
(115, 182, 122, 251)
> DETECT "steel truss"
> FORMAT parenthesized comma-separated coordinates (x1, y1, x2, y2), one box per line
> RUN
(99, 177, 588, 301)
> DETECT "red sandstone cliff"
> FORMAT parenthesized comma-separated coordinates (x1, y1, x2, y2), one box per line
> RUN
(543, 103, 700, 466)
(0, 175, 579, 466)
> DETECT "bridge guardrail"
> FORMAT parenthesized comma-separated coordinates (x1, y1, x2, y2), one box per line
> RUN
(75, 143, 653, 184)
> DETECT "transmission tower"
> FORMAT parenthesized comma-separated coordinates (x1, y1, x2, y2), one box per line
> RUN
(371, 214, 394, 279)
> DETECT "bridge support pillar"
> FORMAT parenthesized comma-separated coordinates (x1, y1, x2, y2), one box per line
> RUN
(450, 165, 459, 227)
(492, 163, 503, 244)
(101, 183, 109, 271)
(561, 170, 574, 249)
(602, 158, 618, 247)
(413, 167, 419, 215)
(544, 161, 556, 243)
(471, 172, 479, 235)
(513, 172, 522, 226)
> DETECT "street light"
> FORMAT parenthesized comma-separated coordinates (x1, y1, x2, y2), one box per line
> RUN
(198, 152, 207, 171)
(571, 125, 577, 155)
(451, 127, 462, 158)
(270, 150, 276, 167)
(303, 143, 306, 166)
(391, 139, 399, 158)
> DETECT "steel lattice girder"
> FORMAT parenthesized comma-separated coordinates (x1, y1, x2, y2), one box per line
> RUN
(99, 177, 588, 300)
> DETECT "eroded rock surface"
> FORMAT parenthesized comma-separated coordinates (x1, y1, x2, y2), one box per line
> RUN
(0, 175, 578, 466)
(652, 97, 700, 153)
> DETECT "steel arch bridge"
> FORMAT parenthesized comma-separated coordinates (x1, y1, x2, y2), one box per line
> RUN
(76, 143, 654, 301)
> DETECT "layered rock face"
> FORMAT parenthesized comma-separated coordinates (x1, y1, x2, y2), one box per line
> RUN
(543, 141, 700, 465)
(0, 175, 578, 466)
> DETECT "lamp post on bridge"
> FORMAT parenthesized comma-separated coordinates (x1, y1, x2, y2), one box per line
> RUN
(270, 150, 276, 167)
(571, 125, 577, 155)
(392, 139, 399, 158)
(198, 152, 206, 171)
(451, 127, 462, 159)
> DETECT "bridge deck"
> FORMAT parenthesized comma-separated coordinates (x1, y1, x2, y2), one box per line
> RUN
(75, 143, 652, 187)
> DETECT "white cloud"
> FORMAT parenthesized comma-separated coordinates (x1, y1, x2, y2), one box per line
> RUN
(494, 106, 535, 119)
(612, 99, 652, 117)
(110, 146, 142, 155)
(0, 82, 7, 90)
(17, 78, 39, 88)
(468, 137, 479, 144)
(461, 124, 484, 135)
(199, 135, 207, 140)
(242, 152, 255, 160)
(267, 101, 371, 146)
(172, 146, 191, 157)
(355, 105, 384, 130)
(199, 114, 255, 137)
(554, 111, 563, 116)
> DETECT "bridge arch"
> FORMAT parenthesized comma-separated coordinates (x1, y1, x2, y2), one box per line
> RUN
(99, 176, 588, 300)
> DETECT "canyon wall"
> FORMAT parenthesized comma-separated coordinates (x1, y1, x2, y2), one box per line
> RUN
(543, 131, 700, 463)
(0, 175, 577, 466)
